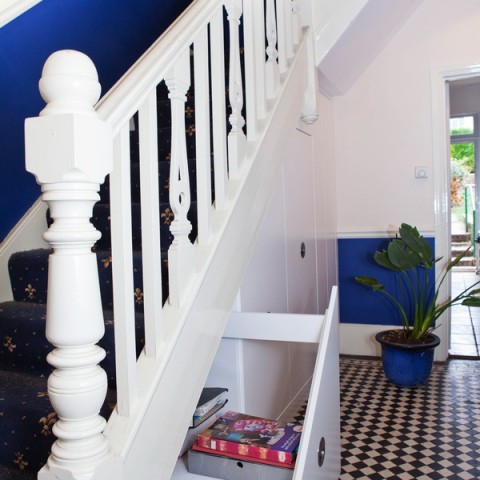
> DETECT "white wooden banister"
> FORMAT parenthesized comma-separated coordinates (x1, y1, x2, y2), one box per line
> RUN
(23, 0, 318, 477)
(25, 50, 114, 479)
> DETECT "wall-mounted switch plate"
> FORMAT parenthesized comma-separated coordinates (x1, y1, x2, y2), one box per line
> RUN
(415, 166, 428, 179)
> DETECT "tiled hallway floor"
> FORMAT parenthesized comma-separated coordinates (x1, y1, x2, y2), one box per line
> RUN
(450, 269, 480, 357)
(339, 357, 480, 479)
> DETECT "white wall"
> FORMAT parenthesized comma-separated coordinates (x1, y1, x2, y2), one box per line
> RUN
(335, 0, 480, 237)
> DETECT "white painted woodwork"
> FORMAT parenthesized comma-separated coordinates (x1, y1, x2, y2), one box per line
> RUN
(284, 0, 295, 61)
(119, 39, 312, 480)
(242, 0, 263, 140)
(0, 0, 42, 28)
(276, 0, 289, 74)
(165, 49, 194, 307)
(25, 50, 114, 479)
(238, 128, 317, 315)
(293, 287, 340, 479)
(292, 1, 302, 47)
(225, 0, 246, 178)
(284, 128, 318, 314)
(238, 173, 289, 314)
(173, 288, 340, 479)
(252, 1, 267, 120)
(22, 1, 328, 477)
(225, 312, 322, 343)
(209, 8, 228, 210)
(265, 0, 281, 99)
(110, 124, 138, 416)
(301, 26, 319, 124)
(139, 91, 163, 358)
(194, 26, 213, 245)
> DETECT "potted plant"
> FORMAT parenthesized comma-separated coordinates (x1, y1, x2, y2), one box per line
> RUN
(356, 223, 480, 387)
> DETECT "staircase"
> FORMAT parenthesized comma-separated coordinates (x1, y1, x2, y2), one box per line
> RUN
(451, 232, 476, 267)
(0, 1, 317, 479)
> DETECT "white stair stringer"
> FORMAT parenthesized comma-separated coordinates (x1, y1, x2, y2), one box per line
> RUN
(101, 37, 309, 480)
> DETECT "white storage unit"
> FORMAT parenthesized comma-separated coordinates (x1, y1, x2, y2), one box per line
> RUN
(173, 124, 340, 478)
(173, 287, 340, 479)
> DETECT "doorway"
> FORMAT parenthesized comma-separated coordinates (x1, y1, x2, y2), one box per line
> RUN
(448, 80, 480, 358)
(431, 65, 480, 361)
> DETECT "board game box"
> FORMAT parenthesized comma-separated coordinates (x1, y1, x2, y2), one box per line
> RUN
(196, 411, 302, 465)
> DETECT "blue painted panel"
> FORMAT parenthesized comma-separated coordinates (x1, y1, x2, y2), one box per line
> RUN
(0, 0, 193, 241)
(338, 237, 435, 326)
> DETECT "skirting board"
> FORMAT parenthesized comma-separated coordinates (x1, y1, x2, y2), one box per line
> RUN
(339, 323, 398, 357)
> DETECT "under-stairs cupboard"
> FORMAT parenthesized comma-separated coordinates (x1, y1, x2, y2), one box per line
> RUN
(174, 287, 340, 479)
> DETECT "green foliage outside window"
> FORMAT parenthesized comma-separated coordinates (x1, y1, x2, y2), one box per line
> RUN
(450, 128, 475, 172)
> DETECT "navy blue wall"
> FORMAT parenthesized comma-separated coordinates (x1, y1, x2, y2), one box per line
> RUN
(0, 0, 193, 241)
(338, 237, 435, 326)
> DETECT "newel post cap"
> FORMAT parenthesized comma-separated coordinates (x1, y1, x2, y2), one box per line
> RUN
(39, 50, 101, 116)
(25, 50, 112, 185)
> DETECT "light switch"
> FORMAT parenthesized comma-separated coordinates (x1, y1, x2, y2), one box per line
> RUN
(415, 166, 428, 179)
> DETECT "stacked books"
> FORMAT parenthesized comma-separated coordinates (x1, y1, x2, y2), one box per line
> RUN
(188, 411, 302, 479)
(191, 387, 228, 428)
(179, 387, 228, 457)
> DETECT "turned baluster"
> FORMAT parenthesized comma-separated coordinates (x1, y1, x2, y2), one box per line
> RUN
(165, 49, 194, 307)
(225, 0, 247, 178)
(25, 50, 113, 479)
(265, 0, 280, 99)
(291, 0, 302, 47)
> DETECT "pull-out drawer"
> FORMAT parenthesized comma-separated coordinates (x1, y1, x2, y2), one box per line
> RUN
(173, 287, 340, 480)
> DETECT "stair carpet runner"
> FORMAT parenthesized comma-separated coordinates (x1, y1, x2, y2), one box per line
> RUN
(0, 80, 202, 477)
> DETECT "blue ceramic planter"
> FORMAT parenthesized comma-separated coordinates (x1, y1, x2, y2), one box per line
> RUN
(375, 330, 441, 388)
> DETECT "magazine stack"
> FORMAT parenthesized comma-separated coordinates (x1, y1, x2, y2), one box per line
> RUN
(187, 410, 302, 480)
(179, 388, 228, 457)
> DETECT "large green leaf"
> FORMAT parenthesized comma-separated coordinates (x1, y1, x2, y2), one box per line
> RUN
(462, 297, 480, 307)
(387, 239, 420, 270)
(374, 250, 401, 271)
(399, 223, 433, 266)
(355, 276, 385, 291)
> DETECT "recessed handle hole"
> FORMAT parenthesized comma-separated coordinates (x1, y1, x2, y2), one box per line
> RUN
(318, 436, 326, 467)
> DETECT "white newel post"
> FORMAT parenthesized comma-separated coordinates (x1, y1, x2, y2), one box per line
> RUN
(25, 50, 114, 479)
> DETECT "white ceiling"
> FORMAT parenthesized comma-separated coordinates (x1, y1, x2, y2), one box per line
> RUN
(316, 0, 424, 96)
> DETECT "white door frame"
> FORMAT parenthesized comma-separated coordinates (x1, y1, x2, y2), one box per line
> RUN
(432, 63, 480, 361)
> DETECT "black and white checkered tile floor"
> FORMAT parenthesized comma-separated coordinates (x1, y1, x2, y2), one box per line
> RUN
(339, 357, 480, 480)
